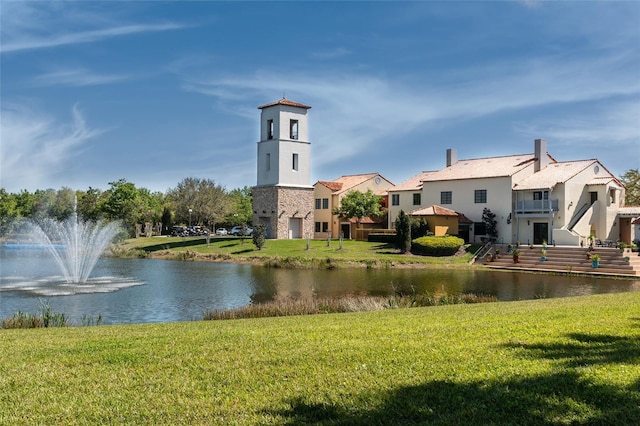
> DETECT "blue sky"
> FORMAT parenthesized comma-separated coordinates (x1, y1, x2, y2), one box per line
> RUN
(1, 1, 639, 194)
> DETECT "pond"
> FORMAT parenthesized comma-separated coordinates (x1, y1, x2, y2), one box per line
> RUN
(1, 245, 639, 325)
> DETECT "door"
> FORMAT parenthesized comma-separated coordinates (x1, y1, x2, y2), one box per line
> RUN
(533, 222, 548, 244)
(288, 218, 301, 239)
(341, 223, 351, 239)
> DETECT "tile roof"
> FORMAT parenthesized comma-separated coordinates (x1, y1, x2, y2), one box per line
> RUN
(258, 97, 312, 110)
(390, 171, 436, 191)
(420, 154, 545, 182)
(332, 173, 384, 194)
(514, 159, 597, 190)
(410, 205, 458, 216)
(316, 181, 343, 191)
(619, 206, 640, 216)
(457, 212, 474, 224)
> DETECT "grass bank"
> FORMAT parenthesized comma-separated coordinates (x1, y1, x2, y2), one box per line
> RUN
(113, 236, 478, 268)
(1, 292, 639, 424)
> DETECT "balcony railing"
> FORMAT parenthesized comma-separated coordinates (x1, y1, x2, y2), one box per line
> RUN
(514, 199, 559, 214)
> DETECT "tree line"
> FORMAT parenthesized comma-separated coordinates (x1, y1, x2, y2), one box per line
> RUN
(0, 178, 253, 237)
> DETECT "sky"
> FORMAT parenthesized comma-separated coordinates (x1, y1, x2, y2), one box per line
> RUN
(1, 1, 639, 194)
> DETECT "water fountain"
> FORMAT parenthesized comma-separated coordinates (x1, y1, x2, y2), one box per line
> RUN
(0, 197, 144, 297)
(28, 201, 121, 283)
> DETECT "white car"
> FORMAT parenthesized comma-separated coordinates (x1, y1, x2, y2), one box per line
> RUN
(230, 226, 254, 236)
(215, 228, 228, 236)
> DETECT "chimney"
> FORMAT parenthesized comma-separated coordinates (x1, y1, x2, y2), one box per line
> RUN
(534, 139, 549, 172)
(446, 148, 457, 167)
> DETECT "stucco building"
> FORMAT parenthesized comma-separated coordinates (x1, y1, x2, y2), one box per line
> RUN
(252, 98, 314, 239)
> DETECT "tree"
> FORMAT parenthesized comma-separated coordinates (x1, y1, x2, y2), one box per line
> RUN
(411, 218, 431, 239)
(395, 210, 411, 253)
(252, 223, 266, 250)
(332, 190, 384, 228)
(225, 186, 253, 226)
(482, 208, 498, 241)
(166, 178, 230, 230)
(620, 168, 640, 206)
(76, 187, 104, 221)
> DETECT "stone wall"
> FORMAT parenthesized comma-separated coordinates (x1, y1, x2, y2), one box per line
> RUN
(252, 186, 314, 239)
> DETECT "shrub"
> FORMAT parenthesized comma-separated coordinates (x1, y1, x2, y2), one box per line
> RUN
(253, 224, 266, 250)
(395, 210, 412, 253)
(411, 235, 465, 256)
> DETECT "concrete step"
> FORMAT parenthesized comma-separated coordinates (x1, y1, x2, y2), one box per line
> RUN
(483, 245, 639, 276)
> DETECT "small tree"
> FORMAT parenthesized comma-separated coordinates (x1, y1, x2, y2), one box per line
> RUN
(482, 208, 498, 241)
(395, 210, 411, 253)
(332, 189, 383, 229)
(252, 223, 266, 250)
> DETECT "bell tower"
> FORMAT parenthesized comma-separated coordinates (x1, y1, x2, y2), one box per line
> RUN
(252, 98, 314, 239)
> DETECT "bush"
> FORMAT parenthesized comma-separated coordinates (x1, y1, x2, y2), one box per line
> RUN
(411, 235, 465, 256)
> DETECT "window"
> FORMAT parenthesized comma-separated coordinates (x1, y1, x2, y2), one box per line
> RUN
(322, 198, 329, 209)
(315, 222, 329, 232)
(266, 153, 270, 171)
(315, 198, 321, 209)
(391, 194, 400, 206)
(292, 153, 299, 171)
(609, 188, 616, 204)
(474, 190, 487, 204)
(290, 119, 299, 140)
(441, 191, 452, 204)
(533, 191, 549, 200)
(267, 119, 274, 139)
(413, 193, 421, 206)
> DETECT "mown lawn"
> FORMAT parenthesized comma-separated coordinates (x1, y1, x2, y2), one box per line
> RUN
(1, 292, 639, 425)
(114, 236, 477, 268)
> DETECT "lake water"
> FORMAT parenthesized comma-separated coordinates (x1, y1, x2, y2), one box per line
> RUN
(1, 245, 639, 325)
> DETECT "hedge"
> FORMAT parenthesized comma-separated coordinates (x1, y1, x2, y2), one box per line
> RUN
(367, 233, 397, 244)
(411, 235, 464, 256)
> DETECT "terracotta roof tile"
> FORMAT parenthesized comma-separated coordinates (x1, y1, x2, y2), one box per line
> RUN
(514, 160, 597, 190)
(258, 97, 312, 110)
(391, 171, 436, 191)
(420, 154, 543, 182)
(410, 205, 458, 216)
(317, 181, 343, 192)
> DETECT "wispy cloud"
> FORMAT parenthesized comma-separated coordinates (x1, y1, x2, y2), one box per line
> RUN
(0, 104, 102, 191)
(311, 47, 351, 59)
(0, 2, 186, 53)
(180, 37, 639, 167)
(29, 68, 130, 87)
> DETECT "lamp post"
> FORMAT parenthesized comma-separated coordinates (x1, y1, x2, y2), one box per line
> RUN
(188, 208, 193, 228)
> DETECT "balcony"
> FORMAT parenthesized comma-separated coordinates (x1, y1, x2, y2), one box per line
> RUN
(514, 199, 559, 215)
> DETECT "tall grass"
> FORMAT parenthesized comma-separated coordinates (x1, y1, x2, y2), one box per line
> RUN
(1, 299, 69, 329)
(203, 293, 497, 320)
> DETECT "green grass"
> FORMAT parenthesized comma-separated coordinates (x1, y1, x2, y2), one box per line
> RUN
(1, 292, 639, 424)
(113, 236, 475, 268)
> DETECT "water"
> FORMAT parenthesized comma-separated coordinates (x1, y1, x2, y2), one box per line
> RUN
(1, 245, 639, 325)
(18, 200, 121, 283)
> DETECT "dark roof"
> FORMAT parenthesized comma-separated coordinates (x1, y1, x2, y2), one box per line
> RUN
(258, 97, 312, 110)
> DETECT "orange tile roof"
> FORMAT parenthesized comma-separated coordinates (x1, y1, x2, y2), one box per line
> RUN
(317, 181, 343, 191)
(391, 171, 437, 191)
(421, 154, 546, 182)
(258, 97, 311, 110)
(410, 205, 458, 216)
(514, 159, 598, 190)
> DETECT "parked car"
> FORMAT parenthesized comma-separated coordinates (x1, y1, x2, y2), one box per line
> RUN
(171, 226, 187, 237)
(230, 225, 253, 236)
(215, 228, 228, 236)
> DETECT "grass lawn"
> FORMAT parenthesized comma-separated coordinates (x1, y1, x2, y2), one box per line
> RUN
(113, 236, 477, 268)
(1, 292, 639, 425)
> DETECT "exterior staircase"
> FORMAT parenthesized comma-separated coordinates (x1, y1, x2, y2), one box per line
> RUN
(481, 245, 640, 276)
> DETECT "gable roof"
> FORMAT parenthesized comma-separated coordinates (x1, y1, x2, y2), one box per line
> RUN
(410, 205, 459, 216)
(513, 159, 598, 191)
(258, 97, 312, 110)
(420, 153, 549, 182)
(316, 181, 343, 192)
(317, 173, 391, 195)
